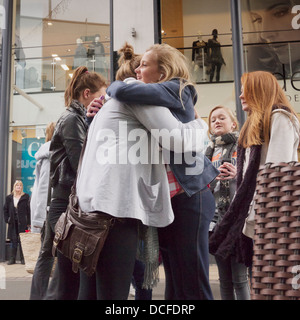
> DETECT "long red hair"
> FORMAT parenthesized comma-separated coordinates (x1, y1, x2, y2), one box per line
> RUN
(238, 71, 297, 148)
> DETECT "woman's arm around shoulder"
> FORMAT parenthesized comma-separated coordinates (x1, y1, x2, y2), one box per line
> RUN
(131, 104, 207, 153)
(107, 78, 190, 110)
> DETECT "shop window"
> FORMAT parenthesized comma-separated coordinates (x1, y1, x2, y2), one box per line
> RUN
(14, 0, 110, 93)
(241, 0, 300, 78)
(10, 0, 111, 196)
(160, 0, 233, 84)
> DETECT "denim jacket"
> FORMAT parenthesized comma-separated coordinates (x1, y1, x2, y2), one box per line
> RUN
(107, 78, 219, 196)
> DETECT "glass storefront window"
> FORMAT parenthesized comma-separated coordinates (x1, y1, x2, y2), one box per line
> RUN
(241, 0, 300, 76)
(159, 0, 300, 118)
(160, 0, 233, 84)
(0, 0, 4, 84)
(10, 0, 110, 194)
(10, 126, 45, 194)
(241, 0, 300, 113)
(15, 0, 110, 93)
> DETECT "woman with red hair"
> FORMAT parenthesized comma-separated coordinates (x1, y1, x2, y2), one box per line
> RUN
(209, 71, 300, 275)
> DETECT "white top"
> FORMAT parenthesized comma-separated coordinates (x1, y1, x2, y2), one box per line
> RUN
(77, 79, 207, 227)
(30, 141, 51, 232)
(243, 109, 300, 238)
(13, 196, 19, 208)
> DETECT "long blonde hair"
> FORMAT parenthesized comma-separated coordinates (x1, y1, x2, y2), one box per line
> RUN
(238, 71, 297, 148)
(12, 180, 24, 197)
(145, 43, 196, 106)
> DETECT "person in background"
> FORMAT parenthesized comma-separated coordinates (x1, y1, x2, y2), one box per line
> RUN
(45, 66, 107, 300)
(206, 105, 250, 300)
(209, 71, 300, 279)
(4, 180, 30, 265)
(29, 121, 56, 300)
(107, 43, 219, 300)
(30, 122, 56, 233)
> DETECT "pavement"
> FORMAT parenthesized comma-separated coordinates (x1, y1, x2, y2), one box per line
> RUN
(0, 261, 220, 300)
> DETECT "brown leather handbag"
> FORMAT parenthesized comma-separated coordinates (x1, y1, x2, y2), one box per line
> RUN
(52, 190, 115, 276)
(52, 137, 116, 276)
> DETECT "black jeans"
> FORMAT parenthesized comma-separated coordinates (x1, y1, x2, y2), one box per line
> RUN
(78, 217, 138, 300)
(158, 188, 215, 300)
(45, 198, 80, 300)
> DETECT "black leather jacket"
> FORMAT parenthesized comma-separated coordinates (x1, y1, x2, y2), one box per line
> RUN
(50, 100, 88, 200)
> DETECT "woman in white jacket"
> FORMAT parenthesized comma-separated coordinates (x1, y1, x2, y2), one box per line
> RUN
(30, 122, 55, 233)
(29, 122, 55, 300)
(209, 71, 300, 270)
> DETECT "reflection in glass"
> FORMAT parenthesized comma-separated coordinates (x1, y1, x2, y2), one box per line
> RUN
(242, 0, 300, 77)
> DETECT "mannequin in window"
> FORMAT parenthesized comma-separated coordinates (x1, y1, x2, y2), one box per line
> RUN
(15, 33, 26, 88)
(87, 34, 106, 75)
(192, 31, 207, 81)
(207, 29, 226, 82)
(73, 38, 87, 69)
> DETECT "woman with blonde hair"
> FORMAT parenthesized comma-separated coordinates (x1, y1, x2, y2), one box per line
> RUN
(209, 71, 300, 273)
(4, 180, 30, 264)
(206, 106, 250, 300)
(107, 43, 219, 300)
(76, 42, 212, 300)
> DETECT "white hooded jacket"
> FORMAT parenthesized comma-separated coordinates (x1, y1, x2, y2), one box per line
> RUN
(30, 141, 51, 233)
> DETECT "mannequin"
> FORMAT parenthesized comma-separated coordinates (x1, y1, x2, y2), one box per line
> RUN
(87, 34, 106, 75)
(192, 31, 207, 82)
(73, 38, 87, 69)
(207, 29, 226, 82)
(192, 32, 207, 66)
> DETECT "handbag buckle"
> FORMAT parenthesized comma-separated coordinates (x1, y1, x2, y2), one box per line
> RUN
(53, 232, 61, 245)
(72, 247, 83, 264)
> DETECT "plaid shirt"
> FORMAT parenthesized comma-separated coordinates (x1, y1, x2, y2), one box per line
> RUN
(166, 165, 182, 198)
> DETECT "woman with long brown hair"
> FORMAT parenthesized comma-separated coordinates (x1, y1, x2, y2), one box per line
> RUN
(45, 66, 107, 300)
(209, 71, 300, 275)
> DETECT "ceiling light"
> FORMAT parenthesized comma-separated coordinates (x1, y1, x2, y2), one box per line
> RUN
(61, 64, 69, 71)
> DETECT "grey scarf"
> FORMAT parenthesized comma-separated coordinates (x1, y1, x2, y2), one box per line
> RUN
(205, 132, 239, 216)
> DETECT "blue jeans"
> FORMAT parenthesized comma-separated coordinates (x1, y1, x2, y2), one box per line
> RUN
(158, 187, 215, 300)
(215, 255, 250, 300)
